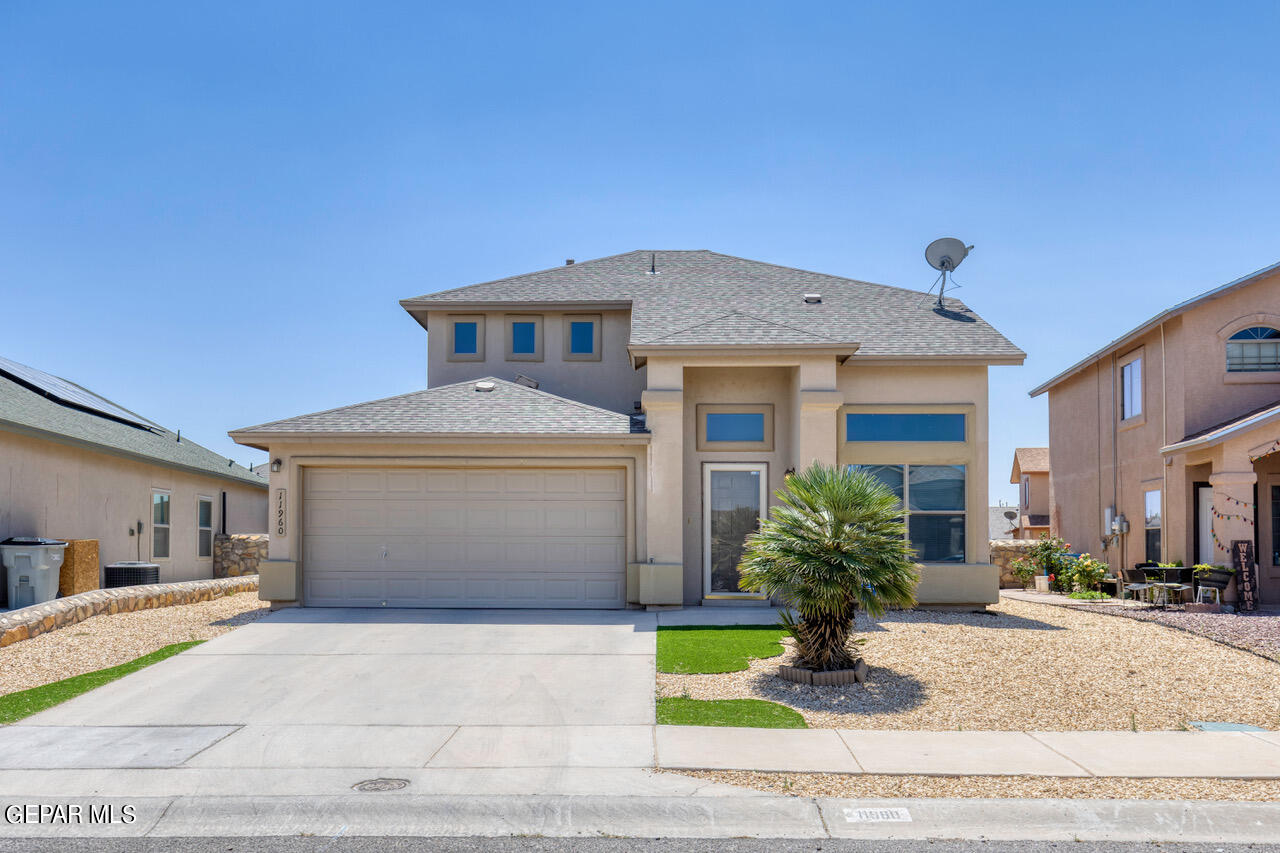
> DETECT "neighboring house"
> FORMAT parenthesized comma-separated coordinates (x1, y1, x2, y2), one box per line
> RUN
(1009, 447, 1051, 539)
(231, 250, 1024, 610)
(988, 506, 1017, 540)
(1031, 260, 1280, 604)
(0, 356, 268, 588)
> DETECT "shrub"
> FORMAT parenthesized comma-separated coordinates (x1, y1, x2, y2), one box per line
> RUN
(1068, 553, 1109, 593)
(738, 463, 919, 672)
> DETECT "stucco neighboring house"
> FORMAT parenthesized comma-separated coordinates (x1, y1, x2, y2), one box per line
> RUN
(0, 355, 268, 590)
(231, 250, 1024, 610)
(1009, 447, 1051, 539)
(988, 506, 1017, 540)
(1031, 260, 1280, 604)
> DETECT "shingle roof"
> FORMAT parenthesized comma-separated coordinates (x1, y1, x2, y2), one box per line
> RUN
(0, 362, 265, 487)
(230, 377, 641, 442)
(1015, 447, 1050, 473)
(400, 250, 1024, 361)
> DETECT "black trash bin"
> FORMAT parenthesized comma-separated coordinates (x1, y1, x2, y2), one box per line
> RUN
(104, 561, 160, 588)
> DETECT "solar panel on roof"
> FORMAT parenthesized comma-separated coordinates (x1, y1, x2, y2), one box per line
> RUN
(0, 355, 160, 431)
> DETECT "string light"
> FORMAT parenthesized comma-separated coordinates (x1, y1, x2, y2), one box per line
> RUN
(1249, 438, 1280, 462)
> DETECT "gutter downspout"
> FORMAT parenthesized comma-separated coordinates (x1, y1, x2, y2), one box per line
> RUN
(1160, 322, 1167, 563)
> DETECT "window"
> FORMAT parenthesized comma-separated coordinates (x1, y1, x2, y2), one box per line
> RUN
(1227, 327, 1280, 372)
(1020, 475, 1030, 510)
(152, 491, 170, 559)
(1272, 486, 1280, 566)
(1144, 489, 1162, 562)
(447, 315, 485, 361)
(504, 315, 543, 361)
(845, 413, 965, 442)
(1121, 357, 1142, 420)
(850, 464, 966, 562)
(696, 404, 774, 450)
(707, 413, 765, 442)
(563, 314, 602, 361)
(197, 496, 213, 558)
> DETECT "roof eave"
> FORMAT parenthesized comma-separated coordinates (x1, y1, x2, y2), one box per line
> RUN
(1030, 259, 1280, 398)
(846, 353, 1025, 366)
(627, 343, 860, 359)
(230, 430, 649, 450)
(2, 419, 267, 489)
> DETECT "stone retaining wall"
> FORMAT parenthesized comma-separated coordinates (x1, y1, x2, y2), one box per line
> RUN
(0, 575, 259, 648)
(213, 533, 268, 578)
(989, 539, 1039, 588)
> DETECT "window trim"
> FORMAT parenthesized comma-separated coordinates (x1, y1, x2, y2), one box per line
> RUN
(562, 313, 602, 362)
(504, 314, 544, 362)
(848, 463, 967, 563)
(151, 489, 171, 561)
(1118, 349, 1144, 425)
(696, 404, 774, 451)
(446, 315, 485, 362)
(197, 495, 214, 560)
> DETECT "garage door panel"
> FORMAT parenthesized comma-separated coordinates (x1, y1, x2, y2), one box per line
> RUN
(304, 467, 626, 608)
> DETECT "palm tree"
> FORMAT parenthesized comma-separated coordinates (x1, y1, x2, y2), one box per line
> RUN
(738, 463, 919, 671)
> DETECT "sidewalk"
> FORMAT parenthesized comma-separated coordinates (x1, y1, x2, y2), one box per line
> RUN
(655, 727, 1280, 778)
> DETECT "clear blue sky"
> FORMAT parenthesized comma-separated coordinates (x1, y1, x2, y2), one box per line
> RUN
(4, 2, 1279, 503)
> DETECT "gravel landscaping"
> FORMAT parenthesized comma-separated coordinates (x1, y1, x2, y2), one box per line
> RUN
(1070, 603, 1280, 662)
(656, 597, 1280, 731)
(671, 769, 1280, 801)
(0, 592, 268, 697)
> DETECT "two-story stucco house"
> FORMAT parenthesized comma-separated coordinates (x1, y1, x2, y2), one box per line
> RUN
(1031, 260, 1280, 605)
(1009, 447, 1051, 539)
(231, 250, 1024, 610)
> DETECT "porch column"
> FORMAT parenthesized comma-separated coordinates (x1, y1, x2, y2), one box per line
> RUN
(794, 358, 841, 469)
(641, 370, 684, 566)
(1207, 464, 1257, 567)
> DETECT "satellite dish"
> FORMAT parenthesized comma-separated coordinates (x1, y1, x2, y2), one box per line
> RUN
(1003, 510, 1017, 521)
(923, 238, 974, 309)
(925, 238, 971, 272)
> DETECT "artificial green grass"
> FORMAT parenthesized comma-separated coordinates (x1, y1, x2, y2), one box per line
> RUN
(657, 696, 807, 728)
(656, 625, 787, 674)
(0, 640, 203, 725)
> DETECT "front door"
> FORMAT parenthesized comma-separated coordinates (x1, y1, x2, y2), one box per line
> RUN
(1264, 478, 1280, 605)
(703, 463, 767, 597)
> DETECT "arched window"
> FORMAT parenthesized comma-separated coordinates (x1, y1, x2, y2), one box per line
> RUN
(1226, 326, 1280, 372)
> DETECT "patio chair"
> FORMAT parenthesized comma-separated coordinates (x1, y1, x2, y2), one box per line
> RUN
(1119, 567, 1152, 603)
(1158, 567, 1194, 607)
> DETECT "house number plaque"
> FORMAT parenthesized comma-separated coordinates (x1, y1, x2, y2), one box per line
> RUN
(274, 488, 287, 537)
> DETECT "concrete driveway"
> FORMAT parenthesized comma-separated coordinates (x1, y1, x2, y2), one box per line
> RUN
(3, 608, 668, 788)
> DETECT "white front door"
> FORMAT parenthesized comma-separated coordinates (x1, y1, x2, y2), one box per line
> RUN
(1197, 485, 1214, 565)
(703, 463, 768, 597)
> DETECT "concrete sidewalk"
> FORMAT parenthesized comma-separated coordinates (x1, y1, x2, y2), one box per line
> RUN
(655, 726, 1280, 778)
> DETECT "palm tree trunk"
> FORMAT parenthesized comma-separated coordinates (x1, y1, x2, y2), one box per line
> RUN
(797, 610, 857, 671)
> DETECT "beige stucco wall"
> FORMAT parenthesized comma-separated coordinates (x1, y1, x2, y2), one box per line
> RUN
(424, 308, 645, 414)
(1025, 471, 1050, 516)
(0, 430, 268, 585)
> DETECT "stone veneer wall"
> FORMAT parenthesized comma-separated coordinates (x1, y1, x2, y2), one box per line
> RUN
(213, 533, 268, 578)
(0, 575, 259, 648)
(989, 539, 1040, 588)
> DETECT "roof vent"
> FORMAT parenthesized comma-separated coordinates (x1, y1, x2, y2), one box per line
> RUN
(473, 380, 496, 392)
(565, 259, 574, 265)
(803, 293, 822, 304)
(513, 374, 539, 389)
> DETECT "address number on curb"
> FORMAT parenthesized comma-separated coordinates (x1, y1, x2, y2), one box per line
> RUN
(274, 488, 287, 537)
(843, 807, 912, 823)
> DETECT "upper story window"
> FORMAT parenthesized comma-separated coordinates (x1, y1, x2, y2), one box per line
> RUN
(845, 413, 965, 442)
(505, 315, 543, 361)
(1227, 326, 1280, 372)
(447, 315, 485, 362)
(152, 490, 171, 559)
(1121, 356, 1142, 420)
(564, 314, 602, 361)
(696, 404, 774, 450)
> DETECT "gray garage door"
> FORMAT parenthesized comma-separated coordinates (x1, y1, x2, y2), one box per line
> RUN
(302, 467, 627, 608)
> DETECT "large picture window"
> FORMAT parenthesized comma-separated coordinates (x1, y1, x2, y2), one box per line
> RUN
(1226, 327, 1280, 372)
(849, 464, 966, 562)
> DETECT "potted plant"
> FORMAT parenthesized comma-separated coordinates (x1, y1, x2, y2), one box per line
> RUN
(737, 463, 918, 685)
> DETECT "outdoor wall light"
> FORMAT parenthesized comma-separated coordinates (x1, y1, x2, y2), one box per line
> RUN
(270, 459, 282, 473)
